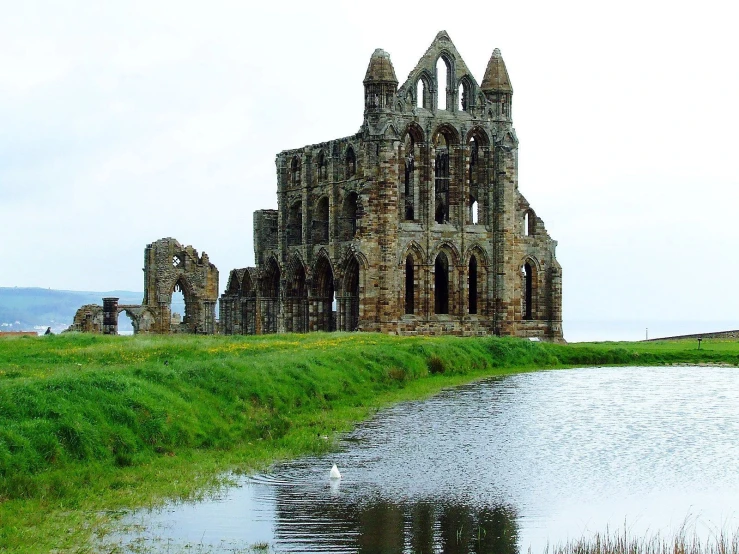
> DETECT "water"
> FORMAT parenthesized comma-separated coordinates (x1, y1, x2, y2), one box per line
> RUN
(112, 366, 739, 553)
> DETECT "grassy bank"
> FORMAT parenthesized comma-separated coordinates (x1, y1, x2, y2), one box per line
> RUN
(0, 332, 736, 552)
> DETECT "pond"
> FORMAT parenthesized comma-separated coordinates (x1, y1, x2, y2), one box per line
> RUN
(111, 366, 739, 553)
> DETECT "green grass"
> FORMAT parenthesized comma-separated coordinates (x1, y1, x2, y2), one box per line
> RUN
(0, 332, 736, 552)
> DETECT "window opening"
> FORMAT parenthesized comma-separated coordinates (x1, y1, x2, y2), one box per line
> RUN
(346, 147, 356, 178)
(469, 256, 478, 314)
(469, 196, 478, 225)
(287, 201, 302, 246)
(436, 57, 449, 111)
(314, 197, 329, 244)
(523, 262, 533, 320)
(405, 256, 414, 315)
(342, 192, 358, 240)
(404, 136, 415, 221)
(434, 252, 449, 315)
(171, 283, 186, 327)
(291, 156, 301, 186)
(434, 135, 450, 224)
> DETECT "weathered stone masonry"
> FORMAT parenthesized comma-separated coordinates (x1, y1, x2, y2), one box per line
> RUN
(68, 238, 219, 335)
(220, 31, 563, 340)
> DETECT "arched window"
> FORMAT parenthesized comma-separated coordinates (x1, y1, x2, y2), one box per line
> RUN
(317, 150, 327, 182)
(286, 261, 307, 333)
(342, 256, 360, 332)
(435, 134, 450, 224)
(468, 195, 478, 225)
(287, 201, 302, 246)
(469, 256, 478, 314)
(342, 192, 358, 240)
(436, 57, 450, 111)
(459, 78, 471, 112)
(405, 255, 414, 315)
(416, 79, 425, 108)
(291, 156, 301, 186)
(524, 210, 536, 236)
(434, 252, 449, 315)
(346, 147, 356, 178)
(313, 257, 335, 332)
(403, 135, 416, 221)
(262, 258, 281, 334)
(523, 262, 533, 320)
(313, 197, 329, 244)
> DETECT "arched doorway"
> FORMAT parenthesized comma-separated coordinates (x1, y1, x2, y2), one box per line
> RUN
(262, 258, 280, 334)
(312, 257, 335, 332)
(286, 259, 308, 333)
(341, 256, 360, 331)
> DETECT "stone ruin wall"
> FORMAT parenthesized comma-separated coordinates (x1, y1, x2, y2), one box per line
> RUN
(67, 238, 219, 335)
(67, 32, 563, 341)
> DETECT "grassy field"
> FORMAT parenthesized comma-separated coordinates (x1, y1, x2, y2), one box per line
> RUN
(0, 332, 736, 552)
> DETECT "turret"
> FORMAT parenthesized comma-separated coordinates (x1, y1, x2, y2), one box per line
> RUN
(481, 48, 513, 120)
(363, 48, 398, 113)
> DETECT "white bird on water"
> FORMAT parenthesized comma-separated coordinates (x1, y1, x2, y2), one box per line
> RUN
(329, 463, 342, 480)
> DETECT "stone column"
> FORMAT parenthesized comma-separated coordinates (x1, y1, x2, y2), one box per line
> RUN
(102, 297, 119, 335)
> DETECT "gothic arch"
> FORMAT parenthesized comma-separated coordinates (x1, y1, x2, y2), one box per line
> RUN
(458, 74, 475, 111)
(313, 196, 330, 244)
(464, 243, 490, 267)
(285, 254, 308, 333)
(430, 240, 461, 266)
(312, 253, 335, 332)
(520, 255, 541, 321)
(339, 253, 361, 331)
(403, 122, 425, 144)
(466, 126, 490, 146)
(345, 145, 357, 179)
(225, 271, 241, 295)
(432, 123, 460, 146)
(401, 241, 425, 317)
(260, 256, 281, 334)
(315, 149, 328, 182)
(415, 70, 433, 109)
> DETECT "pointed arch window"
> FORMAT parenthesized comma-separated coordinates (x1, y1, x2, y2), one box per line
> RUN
(317, 151, 328, 182)
(469, 256, 478, 314)
(313, 196, 329, 244)
(523, 262, 533, 320)
(291, 156, 301, 186)
(346, 147, 356, 178)
(434, 252, 450, 315)
(434, 135, 450, 224)
(287, 201, 302, 246)
(405, 255, 415, 315)
(341, 192, 358, 240)
(435, 57, 451, 111)
(403, 135, 416, 221)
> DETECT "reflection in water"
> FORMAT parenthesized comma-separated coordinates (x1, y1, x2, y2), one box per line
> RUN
(112, 366, 739, 553)
(270, 489, 518, 554)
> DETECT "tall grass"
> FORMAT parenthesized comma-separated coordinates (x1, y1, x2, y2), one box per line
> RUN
(549, 527, 739, 554)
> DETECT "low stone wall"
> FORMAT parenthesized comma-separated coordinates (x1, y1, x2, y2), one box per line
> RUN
(647, 330, 739, 341)
(0, 331, 38, 337)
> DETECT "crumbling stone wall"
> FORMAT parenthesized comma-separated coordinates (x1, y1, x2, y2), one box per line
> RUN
(67, 238, 219, 335)
(221, 31, 564, 341)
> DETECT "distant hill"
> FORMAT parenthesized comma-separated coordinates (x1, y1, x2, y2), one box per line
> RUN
(0, 288, 183, 334)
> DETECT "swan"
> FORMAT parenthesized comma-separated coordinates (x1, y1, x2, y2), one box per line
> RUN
(329, 463, 342, 480)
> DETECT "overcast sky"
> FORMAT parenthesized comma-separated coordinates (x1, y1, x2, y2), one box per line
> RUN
(2, 0, 738, 340)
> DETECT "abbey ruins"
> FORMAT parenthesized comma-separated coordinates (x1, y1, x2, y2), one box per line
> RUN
(70, 31, 563, 341)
